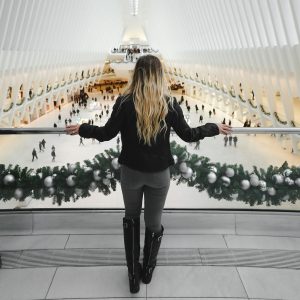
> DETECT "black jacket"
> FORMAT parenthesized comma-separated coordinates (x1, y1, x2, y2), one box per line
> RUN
(79, 95, 219, 172)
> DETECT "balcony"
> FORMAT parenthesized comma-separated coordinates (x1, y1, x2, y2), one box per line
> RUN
(0, 95, 299, 299)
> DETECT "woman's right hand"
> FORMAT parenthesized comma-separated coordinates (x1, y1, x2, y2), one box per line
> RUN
(217, 123, 232, 135)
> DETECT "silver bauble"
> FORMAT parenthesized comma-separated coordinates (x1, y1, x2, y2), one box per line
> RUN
(209, 166, 218, 173)
(48, 187, 55, 195)
(3, 174, 15, 185)
(102, 178, 110, 186)
(267, 187, 276, 196)
(240, 179, 250, 190)
(195, 160, 202, 167)
(68, 164, 76, 173)
(272, 174, 284, 184)
(259, 180, 267, 191)
(111, 158, 120, 170)
(287, 178, 294, 186)
(182, 167, 193, 179)
(172, 155, 178, 164)
(225, 168, 234, 178)
(93, 170, 101, 181)
(250, 174, 259, 187)
(89, 181, 97, 192)
(66, 175, 76, 187)
(179, 162, 188, 173)
(75, 188, 83, 197)
(283, 169, 292, 177)
(295, 178, 300, 187)
(282, 194, 290, 201)
(207, 172, 217, 184)
(44, 176, 54, 188)
(221, 176, 231, 187)
(14, 188, 23, 200)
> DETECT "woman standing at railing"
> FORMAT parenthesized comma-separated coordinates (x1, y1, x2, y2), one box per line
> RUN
(66, 55, 231, 294)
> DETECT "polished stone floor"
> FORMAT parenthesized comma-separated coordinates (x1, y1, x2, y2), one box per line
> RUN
(1, 210, 300, 300)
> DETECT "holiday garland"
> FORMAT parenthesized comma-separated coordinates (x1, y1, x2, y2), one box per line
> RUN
(0, 141, 299, 206)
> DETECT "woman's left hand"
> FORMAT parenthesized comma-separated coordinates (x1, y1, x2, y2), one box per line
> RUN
(66, 124, 80, 135)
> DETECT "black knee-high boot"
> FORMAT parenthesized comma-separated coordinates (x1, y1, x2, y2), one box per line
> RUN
(142, 225, 164, 284)
(123, 217, 142, 293)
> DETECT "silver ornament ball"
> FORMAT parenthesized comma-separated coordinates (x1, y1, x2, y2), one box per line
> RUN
(111, 158, 120, 170)
(250, 174, 259, 187)
(283, 169, 292, 177)
(259, 180, 267, 191)
(3, 174, 15, 185)
(179, 162, 188, 173)
(267, 187, 276, 196)
(44, 176, 54, 188)
(272, 174, 284, 184)
(75, 188, 83, 197)
(207, 172, 217, 184)
(48, 187, 55, 195)
(66, 175, 76, 187)
(89, 181, 97, 192)
(225, 167, 234, 178)
(68, 164, 77, 173)
(14, 188, 23, 200)
(221, 176, 231, 187)
(182, 167, 193, 179)
(295, 178, 300, 187)
(240, 179, 250, 190)
(93, 170, 101, 181)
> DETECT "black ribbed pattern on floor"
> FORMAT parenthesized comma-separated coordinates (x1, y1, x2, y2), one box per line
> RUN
(1, 248, 300, 269)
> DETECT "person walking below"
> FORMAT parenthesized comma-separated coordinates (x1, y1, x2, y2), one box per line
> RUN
(65, 55, 231, 294)
(224, 135, 228, 147)
(51, 149, 56, 162)
(233, 136, 238, 147)
(32, 148, 38, 161)
(79, 137, 84, 146)
(229, 135, 233, 146)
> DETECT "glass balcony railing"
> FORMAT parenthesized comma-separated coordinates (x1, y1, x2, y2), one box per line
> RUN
(0, 127, 299, 211)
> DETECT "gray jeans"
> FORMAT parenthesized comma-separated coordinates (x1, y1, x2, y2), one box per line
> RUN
(120, 165, 170, 233)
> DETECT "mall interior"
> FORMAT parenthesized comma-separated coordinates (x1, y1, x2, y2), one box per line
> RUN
(0, 0, 300, 299)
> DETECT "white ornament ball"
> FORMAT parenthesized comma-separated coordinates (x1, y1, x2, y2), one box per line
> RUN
(259, 180, 267, 191)
(48, 187, 55, 195)
(249, 174, 259, 187)
(295, 178, 300, 187)
(282, 194, 290, 201)
(195, 160, 202, 167)
(93, 170, 101, 181)
(272, 174, 284, 184)
(75, 188, 83, 197)
(240, 179, 250, 190)
(225, 168, 234, 178)
(44, 176, 54, 188)
(89, 182, 97, 192)
(267, 187, 276, 196)
(283, 169, 292, 177)
(209, 166, 218, 173)
(66, 175, 76, 187)
(3, 174, 15, 185)
(207, 172, 217, 184)
(221, 176, 231, 187)
(68, 164, 77, 173)
(172, 155, 178, 164)
(179, 162, 188, 173)
(182, 167, 193, 179)
(14, 188, 23, 199)
(102, 178, 110, 186)
(111, 158, 120, 170)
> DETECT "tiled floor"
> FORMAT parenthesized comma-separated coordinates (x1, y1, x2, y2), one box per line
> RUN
(1, 232, 300, 299)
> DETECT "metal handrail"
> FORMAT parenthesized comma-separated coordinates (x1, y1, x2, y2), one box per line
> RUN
(0, 127, 299, 135)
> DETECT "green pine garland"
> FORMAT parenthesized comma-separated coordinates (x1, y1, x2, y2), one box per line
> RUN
(0, 141, 299, 206)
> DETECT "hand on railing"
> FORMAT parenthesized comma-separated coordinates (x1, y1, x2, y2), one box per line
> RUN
(217, 124, 232, 135)
(66, 125, 80, 135)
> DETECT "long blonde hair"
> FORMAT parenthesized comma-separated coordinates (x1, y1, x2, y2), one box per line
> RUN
(124, 55, 171, 146)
